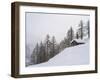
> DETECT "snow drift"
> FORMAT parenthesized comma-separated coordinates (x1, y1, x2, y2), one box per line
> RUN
(29, 41, 89, 67)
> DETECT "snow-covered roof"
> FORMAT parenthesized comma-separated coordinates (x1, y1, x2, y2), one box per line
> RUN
(71, 39, 85, 43)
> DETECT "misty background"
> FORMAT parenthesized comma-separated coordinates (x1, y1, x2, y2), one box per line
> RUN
(25, 12, 89, 55)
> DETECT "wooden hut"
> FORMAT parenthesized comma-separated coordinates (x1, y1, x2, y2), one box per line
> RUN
(71, 39, 85, 46)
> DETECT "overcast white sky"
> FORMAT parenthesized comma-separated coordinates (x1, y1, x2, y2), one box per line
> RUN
(25, 12, 89, 49)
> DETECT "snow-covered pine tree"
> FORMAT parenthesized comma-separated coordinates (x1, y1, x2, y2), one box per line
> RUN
(44, 34, 51, 61)
(64, 37, 70, 47)
(31, 46, 37, 64)
(67, 27, 74, 44)
(50, 36, 57, 58)
(56, 44, 60, 54)
(87, 20, 90, 38)
(36, 43, 40, 64)
(25, 45, 31, 66)
(31, 43, 39, 64)
(78, 20, 84, 39)
(76, 32, 79, 39)
(38, 41, 46, 63)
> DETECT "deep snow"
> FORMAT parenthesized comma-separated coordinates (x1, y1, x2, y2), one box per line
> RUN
(29, 41, 89, 67)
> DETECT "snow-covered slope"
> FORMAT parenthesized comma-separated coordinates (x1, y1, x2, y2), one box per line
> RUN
(29, 41, 89, 67)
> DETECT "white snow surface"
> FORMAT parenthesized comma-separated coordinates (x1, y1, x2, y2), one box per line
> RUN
(29, 41, 89, 67)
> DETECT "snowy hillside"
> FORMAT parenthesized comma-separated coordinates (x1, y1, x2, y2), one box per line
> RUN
(29, 41, 89, 67)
